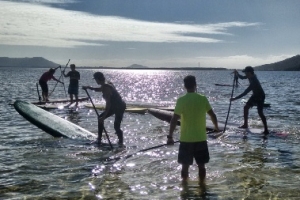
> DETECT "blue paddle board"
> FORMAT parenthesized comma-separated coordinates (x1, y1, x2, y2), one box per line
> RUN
(14, 100, 96, 140)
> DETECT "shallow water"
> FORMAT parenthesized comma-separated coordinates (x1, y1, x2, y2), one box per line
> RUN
(0, 68, 299, 199)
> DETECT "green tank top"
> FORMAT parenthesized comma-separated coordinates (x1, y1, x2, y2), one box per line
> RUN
(174, 93, 212, 142)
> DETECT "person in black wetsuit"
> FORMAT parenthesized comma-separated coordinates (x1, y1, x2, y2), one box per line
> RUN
(230, 66, 269, 135)
(82, 72, 126, 146)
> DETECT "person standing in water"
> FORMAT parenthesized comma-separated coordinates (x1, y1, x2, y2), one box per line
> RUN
(39, 68, 63, 102)
(167, 75, 219, 187)
(230, 66, 269, 135)
(82, 72, 126, 146)
(63, 64, 80, 107)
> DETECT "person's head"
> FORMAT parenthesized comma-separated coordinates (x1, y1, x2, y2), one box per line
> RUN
(242, 66, 254, 77)
(49, 68, 55, 74)
(93, 72, 105, 85)
(184, 75, 197, 91)
(70, 64, 75, 70)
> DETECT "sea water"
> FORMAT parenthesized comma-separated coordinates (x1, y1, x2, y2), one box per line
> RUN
(0, 67, 299, 199)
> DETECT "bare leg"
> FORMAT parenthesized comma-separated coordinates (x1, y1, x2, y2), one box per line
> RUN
(240, 104, 250, 128)
(44, 92, 49, 101)
(258, 108, 269, 134)
(181, 164, 189, 183)
(75, 94, 78, 106)
(198, 164, 206, 187)
(42, 92, 46, 101)
(70, 94, 74, 104)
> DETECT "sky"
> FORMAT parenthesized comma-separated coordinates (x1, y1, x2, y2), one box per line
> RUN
(0, 0, 299, 68)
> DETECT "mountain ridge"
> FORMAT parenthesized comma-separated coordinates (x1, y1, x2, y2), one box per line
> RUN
(1, 55, 300, 70)
(254, 55, 300, 71)
(0, 57, 58, 68)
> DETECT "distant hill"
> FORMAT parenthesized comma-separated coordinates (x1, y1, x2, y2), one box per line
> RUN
(0, 57, 59, 68)
(126, 64, 148, 69)
(255, 55, 300, 71)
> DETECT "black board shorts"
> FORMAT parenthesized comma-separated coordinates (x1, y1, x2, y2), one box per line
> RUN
(247, 95, 265, 110)
(68, 86, 79, 95)
(39, 80, 48, 93)
(178, 141, 210, 165)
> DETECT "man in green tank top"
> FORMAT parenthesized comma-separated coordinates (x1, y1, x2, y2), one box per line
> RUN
(167, 75, 219, 187)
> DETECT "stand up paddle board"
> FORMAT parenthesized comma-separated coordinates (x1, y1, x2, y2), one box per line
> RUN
(147, 108, 287, 138)
(37, 103, 79, 110)
(241, 99, 271, 108)
(84, 104, 147, 114)
(148, 108, 218, 131)
(31, 97, 89, 105)
(14, 100, 96, 140)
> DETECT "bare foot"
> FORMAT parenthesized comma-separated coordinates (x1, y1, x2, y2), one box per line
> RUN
(239, 124, 248, 129)
(262, 130, 269, 135)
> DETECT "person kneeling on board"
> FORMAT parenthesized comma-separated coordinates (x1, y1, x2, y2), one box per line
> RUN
(82, 72, 126, 146)
(230, 66, 269, 135)
(39, 68, 64, 102)
(167, 75, 220, 187)
(62, 64, 80, 107)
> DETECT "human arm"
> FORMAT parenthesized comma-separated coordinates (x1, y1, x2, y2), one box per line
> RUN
(52, 76, 63, 84)
(82, 86, 103, 92)
(62, 70, 68, 77)
(167, 113, 180, 145)
(233, 70, 247, 80)
(207, 109, 220, 132)
(230, 85, 251, 101)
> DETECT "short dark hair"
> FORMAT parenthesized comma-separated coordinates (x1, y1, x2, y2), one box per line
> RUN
(184, 75, 196, 89)
(93, 72, 105, 81)
(70, 64, 75, 68)
(49, 68, 55, 73)
(242, 66, 254, 74)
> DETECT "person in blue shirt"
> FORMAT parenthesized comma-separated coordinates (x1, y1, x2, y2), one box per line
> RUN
(230, 66, 269, 135)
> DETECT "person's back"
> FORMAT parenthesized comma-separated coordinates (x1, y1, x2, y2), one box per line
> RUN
(40, 70, 53, 82)
(103, 82, 126, 111)
(176, 93, 211, 142)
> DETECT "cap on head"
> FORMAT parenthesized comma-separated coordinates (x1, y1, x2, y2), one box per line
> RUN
(242, 66, 254, 73)
(93, 72, 105, 81)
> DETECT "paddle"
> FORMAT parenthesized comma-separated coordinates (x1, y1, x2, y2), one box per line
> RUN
(83, 88, 113, 150)
(223, 72, 237, 132)
(49, 60, 70, 97)
(60, 59, 70, 97)
(36, 82, 42, 102)
(118, 130, 216, 160)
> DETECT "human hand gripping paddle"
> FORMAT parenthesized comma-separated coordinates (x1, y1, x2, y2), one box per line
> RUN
(83, 88, 113, 150)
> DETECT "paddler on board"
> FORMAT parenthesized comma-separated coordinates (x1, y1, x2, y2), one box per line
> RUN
(167, 75, 220, 187)
(39, 68, 64, 102)
(82, 72, 126, 146)
(62, 64, 80, 107)
(230, 66, 269, 135)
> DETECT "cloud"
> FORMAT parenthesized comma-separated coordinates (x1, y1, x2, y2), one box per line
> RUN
(0, 1, 260, 48)
(5, 0, 77, 4)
